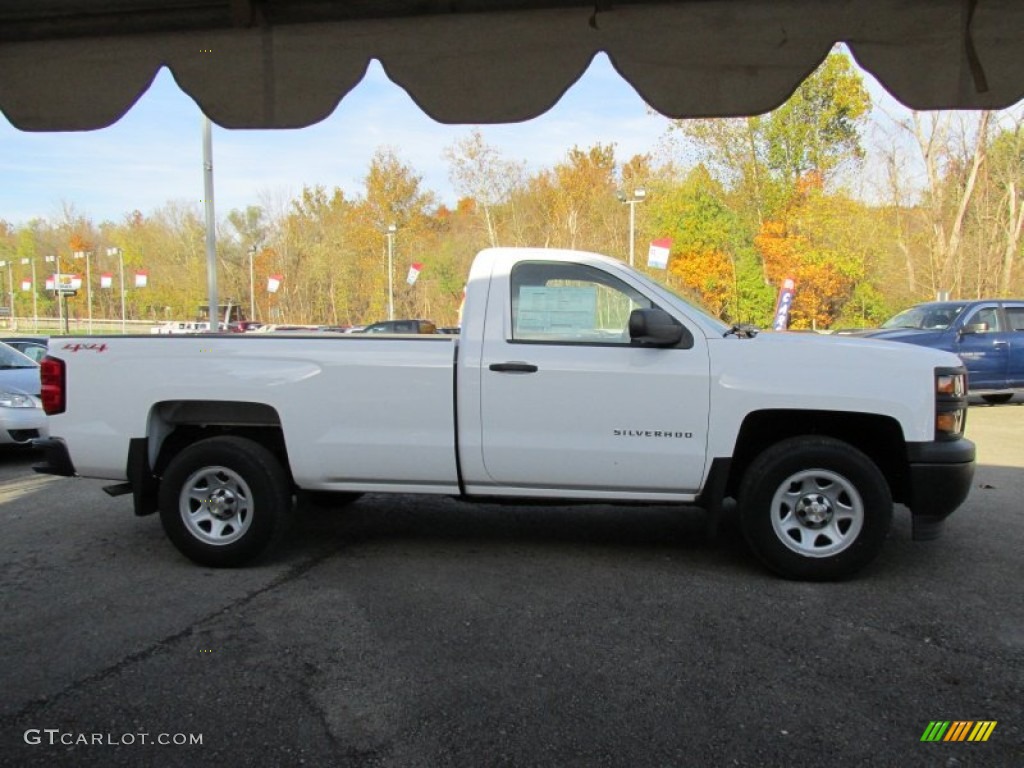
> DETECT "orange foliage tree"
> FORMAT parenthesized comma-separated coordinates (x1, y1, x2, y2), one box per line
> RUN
(754, 218, 853, 329)
(667, 249, 735, 317)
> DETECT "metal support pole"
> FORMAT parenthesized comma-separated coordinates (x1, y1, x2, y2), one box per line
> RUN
(0, 261, 11, 329)
(248, 245, 256, 322)
(628, 201, 636, 267)
(6, 262, 13, 327)
(56, 253, 63, 332)
(617, 189, 645, 267)
(85, 253, 92, 333)
(45, 254, 64, 333)
(107, 247, 126, 333)
(202, 115, 218, 331)
(386, 224, 396, 321)
(74, 250, 93, 334)
(22, 259, 37, 331)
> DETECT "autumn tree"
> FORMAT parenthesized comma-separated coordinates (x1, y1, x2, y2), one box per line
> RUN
(444, 129, 524, 248)
(676, 50, 871, 227)
(754, 178, 875, 329)
(647, 166, 740, 317)
(986, 120, 1024, 294)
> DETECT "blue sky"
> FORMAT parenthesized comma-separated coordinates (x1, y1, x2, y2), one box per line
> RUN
(0, 54, 676, 227)
(5, 50, 1008, 229)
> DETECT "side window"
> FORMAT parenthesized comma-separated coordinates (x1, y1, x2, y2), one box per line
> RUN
(966, 307, 1001, 332)
(509, 261, 654, 345)
(1005, 306, 1024, 332)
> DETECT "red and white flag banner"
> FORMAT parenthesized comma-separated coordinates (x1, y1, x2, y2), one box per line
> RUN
(100, 273, 113, 289)
(648, 238, 672, 270)
(406, 262, 424, 286)
(20, 280, 31, 292)
(135, 271, 148, 288)
(267, 274, 283, 293)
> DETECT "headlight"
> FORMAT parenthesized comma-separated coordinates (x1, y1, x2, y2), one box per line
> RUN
(936, 409, 966, 436)
(934, 367, 968, 440)
(0, 391, 37, 408)
(936, 373, 966, 397)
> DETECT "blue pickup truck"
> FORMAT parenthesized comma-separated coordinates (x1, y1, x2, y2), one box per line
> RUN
(862, 299, 1024, 403)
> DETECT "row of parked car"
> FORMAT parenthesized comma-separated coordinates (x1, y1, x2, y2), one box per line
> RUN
(0, 323, 458, 450)
(248, 319, 459, 334)
(0, 336, 50, 447)
(2, 297, 1021, 452)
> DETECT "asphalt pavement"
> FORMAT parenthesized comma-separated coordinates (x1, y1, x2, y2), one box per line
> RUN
(0, 404, 1021, 767)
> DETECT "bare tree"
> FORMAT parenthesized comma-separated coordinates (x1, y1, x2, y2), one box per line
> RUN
(444, 129, 524, 248)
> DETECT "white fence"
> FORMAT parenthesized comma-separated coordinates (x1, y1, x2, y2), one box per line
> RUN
(0, 316, 160, 335)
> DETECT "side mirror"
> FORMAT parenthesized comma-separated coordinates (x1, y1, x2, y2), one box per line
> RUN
(629, 308, 693, 348)
(961, 322, 989, 335)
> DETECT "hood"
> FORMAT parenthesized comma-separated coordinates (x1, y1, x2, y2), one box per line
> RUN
(710, 330, 962, 395)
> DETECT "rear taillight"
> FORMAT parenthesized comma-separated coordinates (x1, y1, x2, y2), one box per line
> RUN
(40, 356, 66, 415)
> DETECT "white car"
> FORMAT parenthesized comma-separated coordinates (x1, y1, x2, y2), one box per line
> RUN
(0, 342, 48, 446)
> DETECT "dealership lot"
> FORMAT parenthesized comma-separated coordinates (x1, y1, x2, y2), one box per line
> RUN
(1, 405, 1022, 767)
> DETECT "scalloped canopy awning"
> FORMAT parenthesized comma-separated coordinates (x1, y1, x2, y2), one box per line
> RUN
(1, 0, 1022, 132)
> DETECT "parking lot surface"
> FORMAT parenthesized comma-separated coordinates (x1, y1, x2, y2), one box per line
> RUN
(1, 404, 1022, 767)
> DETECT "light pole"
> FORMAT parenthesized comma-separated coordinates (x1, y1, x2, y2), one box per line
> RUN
(20, 258, 38, 331)
(0, 260, 12, 328)
(106, 247, 126, 333)
(617, 188, 646, 267)
(248, 244, 257, 322)
(73, 250, 93, 334)
(44, 254, 64, 332)
(385, 223, 397, 321)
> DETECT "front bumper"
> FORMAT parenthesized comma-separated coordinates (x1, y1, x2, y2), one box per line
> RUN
(905, 438, 976, 541)
(0, 405, 49, 445)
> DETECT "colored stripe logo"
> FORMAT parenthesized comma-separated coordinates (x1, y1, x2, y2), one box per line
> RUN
(921, 721, 997, 742)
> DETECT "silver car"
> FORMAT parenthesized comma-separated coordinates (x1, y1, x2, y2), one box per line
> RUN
(0, 342, 48, 446)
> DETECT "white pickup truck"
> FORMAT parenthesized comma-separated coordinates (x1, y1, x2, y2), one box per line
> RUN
(35, 248, 975, 580)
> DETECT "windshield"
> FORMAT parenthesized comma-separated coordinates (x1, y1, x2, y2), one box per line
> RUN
(881, 303, 966, 331)
(627, 268, 732, 335)
(0, 343, 39, 369)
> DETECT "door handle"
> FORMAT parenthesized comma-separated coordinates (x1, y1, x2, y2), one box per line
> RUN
(489, 362, 539, 374)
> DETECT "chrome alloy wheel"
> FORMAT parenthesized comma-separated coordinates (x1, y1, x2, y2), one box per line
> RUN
(770, 469, 865, 558)
(179, 465, 254, 546)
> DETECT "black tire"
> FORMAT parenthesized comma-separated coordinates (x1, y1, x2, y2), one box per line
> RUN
(158, 436, 292, 567)
(297, 490, 365, 510)
(981, 393, 1014, 405)
(738, 436, 892, 581)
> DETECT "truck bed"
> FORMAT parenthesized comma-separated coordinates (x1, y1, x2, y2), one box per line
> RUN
(50, 334, 461, 493)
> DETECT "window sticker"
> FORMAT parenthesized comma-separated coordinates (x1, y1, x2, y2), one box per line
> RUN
(516, 286, 597, 337)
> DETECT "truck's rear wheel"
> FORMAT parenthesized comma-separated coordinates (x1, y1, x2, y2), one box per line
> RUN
(158, 436, 292, 567)
(738, 436, 892, 581)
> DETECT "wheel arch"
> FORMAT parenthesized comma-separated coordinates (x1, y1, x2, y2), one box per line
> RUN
(724, 409, 910, 504)
(148, 400, 291, 483)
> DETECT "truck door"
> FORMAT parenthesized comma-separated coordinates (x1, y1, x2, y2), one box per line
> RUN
(955, 304, 1009, 389)
(476, 260, 710, 495)
(1003, 303, 1024, 388)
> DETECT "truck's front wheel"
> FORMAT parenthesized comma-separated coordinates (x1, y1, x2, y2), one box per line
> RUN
(738, 436, 892, 581)
(158, 436, 292, 567)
